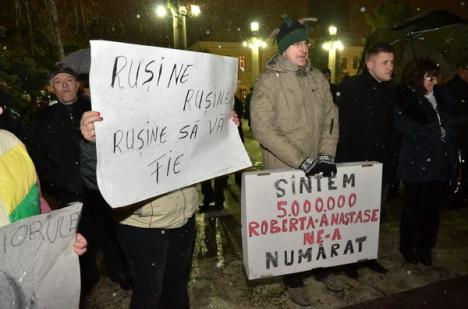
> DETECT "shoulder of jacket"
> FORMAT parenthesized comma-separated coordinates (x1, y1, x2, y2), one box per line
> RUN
(0, 129, 21, 155)
(34, 105, 55, 123)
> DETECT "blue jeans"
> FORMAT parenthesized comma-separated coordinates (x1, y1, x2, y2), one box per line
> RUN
(116, 216, 196, 309)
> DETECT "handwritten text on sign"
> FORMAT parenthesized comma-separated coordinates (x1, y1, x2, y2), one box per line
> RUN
(90, 40, 251, 207)
(241, 162, 382, 280)
(0, 204, 82, 309)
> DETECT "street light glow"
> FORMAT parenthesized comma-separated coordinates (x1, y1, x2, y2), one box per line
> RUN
(155, 3, 201, 49)
(191, 4, 201, 16)
(155, 5, 167, 17)
(328, 25, 337, 36)
(179, 5, 188, 15)
(333, 40, 344, 51)
(250, 21, 259, 32)
(244, 37, 267, 49)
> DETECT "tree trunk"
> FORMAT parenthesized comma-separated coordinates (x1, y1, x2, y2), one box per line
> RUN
(48, 0, 65, 59)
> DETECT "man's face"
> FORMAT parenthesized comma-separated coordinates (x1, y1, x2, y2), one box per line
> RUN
(366, 52, 394, 82)
(282, 41, 309, 67)
(49, 73, 79, 104)
(459, 68, 468, 83)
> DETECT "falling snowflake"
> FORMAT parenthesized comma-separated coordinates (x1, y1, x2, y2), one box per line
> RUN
(461, 2, 465, 6)
(136, 14, 140, 19)
(206, 30, 211, 35)
(360, 6, 366, 13)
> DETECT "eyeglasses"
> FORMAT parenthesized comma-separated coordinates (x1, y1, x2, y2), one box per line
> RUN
(292, 41, 311, 48)
(424, 76, 438, 82)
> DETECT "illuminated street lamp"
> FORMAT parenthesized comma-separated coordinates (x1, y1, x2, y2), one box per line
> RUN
(322, 25, 344, 83)
(155, 1, 201, 49)
(250, 21, 259, 32)
(243, 22, 267, 85)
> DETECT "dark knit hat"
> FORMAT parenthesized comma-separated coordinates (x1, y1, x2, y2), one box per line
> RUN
(276, 15, 309, 55)
(49, 64, 78, 81)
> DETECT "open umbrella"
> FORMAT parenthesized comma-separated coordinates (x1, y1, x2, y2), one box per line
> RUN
(359, 10, 468, 81)
(57, 48, 90, 75)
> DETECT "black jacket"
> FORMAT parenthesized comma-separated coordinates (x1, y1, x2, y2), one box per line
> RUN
(445, 74, 468, 138)
(28, 96, 91, 206)
(395, 86, 456, 183)
(335, 69, 397, 181)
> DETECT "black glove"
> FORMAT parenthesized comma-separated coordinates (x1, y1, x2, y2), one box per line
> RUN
(299, 155, 337, 177)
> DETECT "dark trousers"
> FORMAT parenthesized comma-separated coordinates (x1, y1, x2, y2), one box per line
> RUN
(283, 272, 305, 288)
(400, 181, 446, 255)
(79, 189, 128, 287)
(201, 176, 227, 205)
(116, 216, 196, 309)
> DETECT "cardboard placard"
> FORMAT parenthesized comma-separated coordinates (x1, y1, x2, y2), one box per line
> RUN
(0, 204, 82, 308)
(90, 40, 251, 207)
(241, 162, 382, 279)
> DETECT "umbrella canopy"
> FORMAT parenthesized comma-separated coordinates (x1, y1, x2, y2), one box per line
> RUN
(359, 10, 468, 82)
(57, 48, 90, 75)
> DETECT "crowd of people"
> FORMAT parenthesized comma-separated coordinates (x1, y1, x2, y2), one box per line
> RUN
(0, 13, 467, 309)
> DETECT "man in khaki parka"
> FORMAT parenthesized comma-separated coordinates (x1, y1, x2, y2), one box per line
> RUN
(250, 16, 340, 307)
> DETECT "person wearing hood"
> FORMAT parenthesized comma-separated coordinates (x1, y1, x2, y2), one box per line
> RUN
(250, 15, 340, 307)
(396, 58, 456, 266)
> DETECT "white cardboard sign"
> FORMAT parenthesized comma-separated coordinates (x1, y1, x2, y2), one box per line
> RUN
(241, 162, 382, 280)
(0, 204, 82, 308)
(90, 40, 251, 207)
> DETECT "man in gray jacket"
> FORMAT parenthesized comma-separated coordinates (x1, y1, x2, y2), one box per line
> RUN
(250, 16, 340, 307)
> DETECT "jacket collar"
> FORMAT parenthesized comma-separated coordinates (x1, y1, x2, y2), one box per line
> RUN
(360, 68, 385, 86)
(267, 53, 311, 74)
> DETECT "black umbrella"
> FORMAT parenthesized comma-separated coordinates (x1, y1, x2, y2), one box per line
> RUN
(57, 48, 90, 75)
(359, 10, 468, 81)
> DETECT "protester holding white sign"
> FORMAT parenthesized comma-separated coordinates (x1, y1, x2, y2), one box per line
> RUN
(82, 40, 249, 309)
(250, 15, 340, 307)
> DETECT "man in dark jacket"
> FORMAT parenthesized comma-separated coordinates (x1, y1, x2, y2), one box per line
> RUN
(29, 65, 130, 295)
(335, 43, 398, 279)
(29, 65, 90, 207)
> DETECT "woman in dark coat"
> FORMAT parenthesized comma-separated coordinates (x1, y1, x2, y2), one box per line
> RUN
(396, 58, 456, 266)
